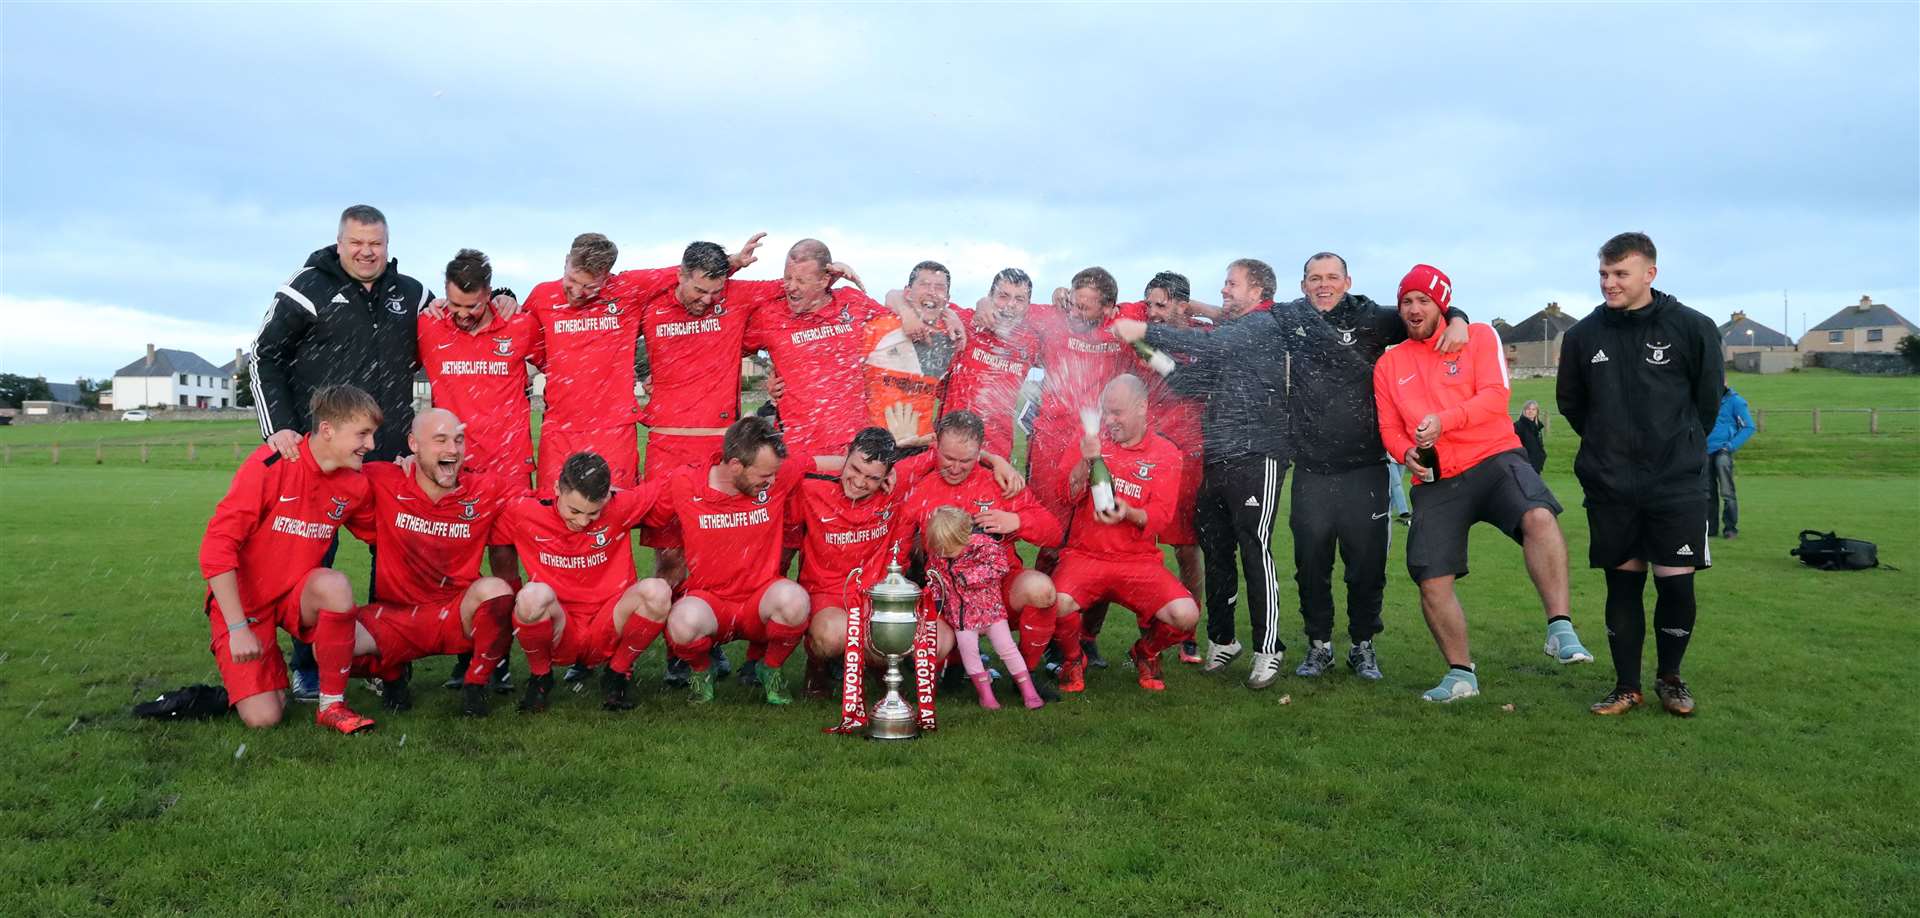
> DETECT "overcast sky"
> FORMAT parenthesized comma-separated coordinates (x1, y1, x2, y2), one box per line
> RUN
(2, 2, 1916, 381)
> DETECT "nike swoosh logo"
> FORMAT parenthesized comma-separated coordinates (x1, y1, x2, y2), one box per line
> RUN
(436, 342, 457, 349)
(395, 495, 415, 501)
(1398, 374, 1416, 385)
(279, 496, 299, 502)
(532, 535, 554, 542)
(1371, 512, 1389, 520)
(819, 516, 837, 524)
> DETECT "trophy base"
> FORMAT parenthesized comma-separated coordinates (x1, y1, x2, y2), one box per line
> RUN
(866, 691, 920, 741)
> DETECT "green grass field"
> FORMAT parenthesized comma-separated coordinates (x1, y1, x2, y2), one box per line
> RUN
(2, 372, 1916, 914)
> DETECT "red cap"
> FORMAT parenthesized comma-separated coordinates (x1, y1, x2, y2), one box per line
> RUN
(1397, 264, 1453, 312)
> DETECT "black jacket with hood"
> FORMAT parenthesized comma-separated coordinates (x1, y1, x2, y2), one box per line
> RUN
(251, 246, 429, 461)
(1555, 290, 1722, 506)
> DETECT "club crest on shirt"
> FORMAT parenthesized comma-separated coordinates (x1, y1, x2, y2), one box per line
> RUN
(327, 496, 350, 521)
(712, 303, 727, 317)
(838, 305, 852, 324)
(1444, 360, 1461, 376)
(590, 528, 609, 548)
(492, 337, 514, 357)
(385, 295, 408, 315)
(603, 301, 620, 316)
(1134, 460, 1158, 480)
(1336, 326, 1356, 346)
(458, 498, 480, 521)
(971, 498, 994, 514)
(1645, 341, 1672, 366)
(754, 487, 770, 505)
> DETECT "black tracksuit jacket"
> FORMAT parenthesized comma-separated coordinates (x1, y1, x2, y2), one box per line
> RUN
(251, 246, 430, 461)
(1555, 290, 1723, 506)
(1278, 294, 1468, 475)
(1145, 305, 1298, 463)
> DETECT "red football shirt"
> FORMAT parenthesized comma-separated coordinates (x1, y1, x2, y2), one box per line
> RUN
(890, 463, 1064, 566)
(525, 267, 675, 432)
(637, 278, 779, 429)
(1030, 300, 1148, 444)
(1142, 321, 1207, 457)
(200, 442, 371, 613)
(1374, 323, 1518, 481)
(744, 287, 889, 457)
(643, 459, 807, 602)
(941, 311, 1042, 457)
(786, 474, 903, 599)
(418, 308, 543, 478)
(1054, 432, 1183, 562)
(345, 463, 522, 606)
(493, 484, 660, 609)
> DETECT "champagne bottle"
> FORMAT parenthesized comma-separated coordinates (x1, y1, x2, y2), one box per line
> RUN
(1131, 339, 1177, 377)
(1415, 444, 1440, 483)
(1089, 454, 1117, 513)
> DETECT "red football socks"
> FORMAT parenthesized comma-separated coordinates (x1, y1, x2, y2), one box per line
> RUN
(313, 608, 356, 703)
(1054, 609, 1086, 662)
(465, 595, 514, 685)
(1017, 604, 1057, 671)
(609, 615, 667, 677)
(514, 616, 556, 677)
(675, 636, 715, 671)
(1145, 619, 1186, 655)
(761, 620, 807, 669)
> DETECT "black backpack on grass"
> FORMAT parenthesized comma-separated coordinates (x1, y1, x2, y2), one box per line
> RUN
(132, 684, 230, 720)
(1790, 531, 1882, 571)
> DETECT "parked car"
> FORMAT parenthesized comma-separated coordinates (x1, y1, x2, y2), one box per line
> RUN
(121, 410, 150, 422)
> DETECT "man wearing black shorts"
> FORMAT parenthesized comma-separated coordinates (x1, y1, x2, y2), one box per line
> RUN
(1374, 264, 1595, 703)
(1557, 233, 1721, 717)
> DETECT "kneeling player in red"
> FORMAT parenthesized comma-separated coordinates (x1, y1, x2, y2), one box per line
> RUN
(650, 417, 814, 705)
(790, 427, 964, 696)
(495, 452, 673, 712)
(199, 385, 377, 731)
(314, 409, 519, 728)
(1050, 375, 1201, 693)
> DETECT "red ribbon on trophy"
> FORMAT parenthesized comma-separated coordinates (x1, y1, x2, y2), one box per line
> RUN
(825, 594, 940, 735)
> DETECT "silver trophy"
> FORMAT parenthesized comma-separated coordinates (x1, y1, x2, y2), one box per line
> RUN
(864, 548, 923, 741)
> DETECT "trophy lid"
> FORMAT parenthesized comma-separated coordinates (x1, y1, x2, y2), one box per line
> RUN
(866, 544, 921, 602)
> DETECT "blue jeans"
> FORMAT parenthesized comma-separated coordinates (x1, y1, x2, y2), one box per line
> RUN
(1386, 461, 1411, 517)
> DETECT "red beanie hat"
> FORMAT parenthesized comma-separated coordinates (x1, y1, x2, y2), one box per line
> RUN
(1397, 264, 1453, 311)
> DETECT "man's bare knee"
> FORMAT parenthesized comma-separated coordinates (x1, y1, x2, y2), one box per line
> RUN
(306, 569, 353, 608)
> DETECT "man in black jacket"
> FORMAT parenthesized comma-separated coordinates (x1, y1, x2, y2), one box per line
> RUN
(1113, 259, 1322, 690)
(1557, 233, 1721, 718)
(251, 205, 430, 698)
(1279, 253, 1468, 681)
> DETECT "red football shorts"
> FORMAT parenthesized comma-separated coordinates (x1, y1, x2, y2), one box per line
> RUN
(642, 431, 719, 482)
(550, 592, 626, 668)
(1160, 452, 1202, 547)
(206, 588, 311, 705)
(462, 433, 534, 489)
(1050, 552, 1191, 628)
(356, 597, 473, 669)
(686, 579, 782, 644)
(537, 425, 638, 496)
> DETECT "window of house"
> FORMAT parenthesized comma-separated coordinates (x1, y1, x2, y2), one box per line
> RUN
(178, 394, 187, 406)
(1867, 328, 1884, 342)
(179, 373, 189, 384)
(1828, 330, 1844, 343)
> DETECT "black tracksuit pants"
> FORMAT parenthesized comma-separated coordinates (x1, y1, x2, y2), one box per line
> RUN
(1290, 464, 1389, 645)
(1196, 454, 1287, 655)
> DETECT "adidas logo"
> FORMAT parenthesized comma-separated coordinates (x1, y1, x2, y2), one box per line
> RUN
(330, 293, 350, 305)
(1675, 544, 1694, 557)
(1590, 349, 1609, 364)
(1244, 496, 1260, 507)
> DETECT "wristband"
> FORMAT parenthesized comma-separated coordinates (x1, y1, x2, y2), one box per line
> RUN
(227, 620, 251, 633)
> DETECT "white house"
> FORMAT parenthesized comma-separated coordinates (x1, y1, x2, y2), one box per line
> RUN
(111, 343, 234, 410)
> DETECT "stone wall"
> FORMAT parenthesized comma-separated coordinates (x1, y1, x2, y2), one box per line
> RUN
(1805, 352, 1914, 376)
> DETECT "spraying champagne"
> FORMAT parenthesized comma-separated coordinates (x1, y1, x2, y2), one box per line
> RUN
(1081, 407, 1116, 513)
(1131, 340, 1176, 377)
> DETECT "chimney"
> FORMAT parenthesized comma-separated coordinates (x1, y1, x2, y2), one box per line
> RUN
(145, 343, 157, 368)
(1544, 302, 1561, 316)
(235, 348, 245, 369)
(1857, 295, 1873, 311)
(1730, 310, 1746, 322)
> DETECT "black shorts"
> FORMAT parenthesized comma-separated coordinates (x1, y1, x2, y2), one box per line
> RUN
(1585, 500, 1712, 571)
(1406, 449, 1561, 582)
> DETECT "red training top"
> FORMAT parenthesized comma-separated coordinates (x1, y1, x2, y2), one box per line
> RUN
(637, 277, 781, 430)
(524, 268, 675, 432)
(493, 485, 659, 609)
(1373, 323, 1518, 482)
(1055, 432, 1184, 562)
(744, 287, 889, 457)
(643, 458, 807, 602)
(786, 473, 903, 601)
(941, 310, 1043, 458)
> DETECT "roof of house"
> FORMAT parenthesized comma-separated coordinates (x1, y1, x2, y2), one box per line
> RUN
(44, 382, 83, 404)
(1498, 305, 1579, 345)
(113, 348, 226, 379)
(1809, 298, 1919, 334)
(219, 352, 250, 375)
(1718, 314, 1793, 347)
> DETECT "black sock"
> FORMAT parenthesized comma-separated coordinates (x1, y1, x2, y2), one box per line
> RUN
(1603, 568, 1648, 690)
(1653, 572, 1698, 677)
(1449, 663, 1475, 674)
(1546, 614, 1570, 624)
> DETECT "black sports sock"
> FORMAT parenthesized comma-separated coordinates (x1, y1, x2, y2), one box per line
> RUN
(1449, 663, 1475, 674)
(1546, 614, 1571, 624)
(1603, 568, 1648, 690)
(1652, 572, 1698, 677)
